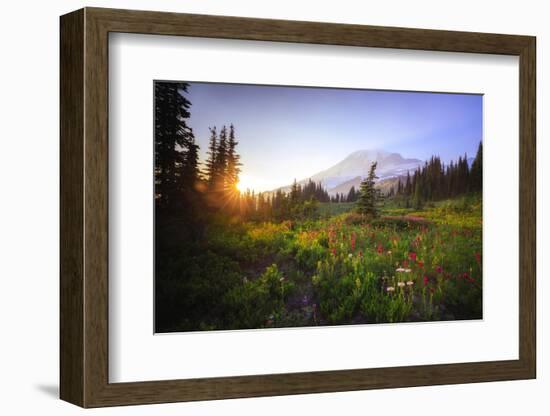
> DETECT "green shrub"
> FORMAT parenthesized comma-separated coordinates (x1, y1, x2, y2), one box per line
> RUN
(223, 264, 295, 329)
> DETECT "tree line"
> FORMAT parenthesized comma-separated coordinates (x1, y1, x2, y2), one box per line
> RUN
(391, 142, 482, 208)
(330, 186, 359, 203)
(236, 179, 331, 221)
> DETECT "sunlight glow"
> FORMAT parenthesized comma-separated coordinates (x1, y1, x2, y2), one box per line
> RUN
(235, 180, 244, 193)
(236, 174, 279, 193)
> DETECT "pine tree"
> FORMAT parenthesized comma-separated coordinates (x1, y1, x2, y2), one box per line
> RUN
(405, 171, 412, 196)
(470, 141, 482, 192)
(412, 176, 423, 209)
(179, 130, 199, 192)
(205, 127, 218, 189)
(347, 186, 357, 202)
(226, 124, 242, 193)
(154, 82, 198, 212)
(357, 162, 379, 217)
(290, 179, 300, 205)
(214, 125, 228, 193)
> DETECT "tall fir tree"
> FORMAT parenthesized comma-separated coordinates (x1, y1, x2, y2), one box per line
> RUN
(154, 82, 198, 212)
(290, 179, 300, 205)
(470, 141, 482, 192)
(357, 162, 379, 217)
(205, 127, 218, 189)
(226, 124, 242, 193)
(178, 128, 199, 193)
(214, 125, 228, 193)
(347, 185, 357, 202)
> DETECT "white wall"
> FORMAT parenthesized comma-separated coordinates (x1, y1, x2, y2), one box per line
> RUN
(0, 0, 545, 414)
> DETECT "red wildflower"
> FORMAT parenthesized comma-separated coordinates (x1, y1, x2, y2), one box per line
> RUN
(474, 252, 481, 265)
(436, 265, 442, 273)
(409, 252, 417, 262)
(417, 260, 424, 268)
(331, 248, 337, 256)
(377, 244, 383, 254)
(351, 233, 356, 251)
(423, 275, 429, 286)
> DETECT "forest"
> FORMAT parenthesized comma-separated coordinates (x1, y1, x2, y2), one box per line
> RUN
(155, 82, 483, 332)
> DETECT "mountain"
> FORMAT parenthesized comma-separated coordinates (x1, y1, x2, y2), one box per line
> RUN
(295, 149, 423, 196)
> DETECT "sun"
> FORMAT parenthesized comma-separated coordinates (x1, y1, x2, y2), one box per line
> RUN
(236, 180, 244, 193)
(235, 174, 283, 193)
(236, 175, 260, 193)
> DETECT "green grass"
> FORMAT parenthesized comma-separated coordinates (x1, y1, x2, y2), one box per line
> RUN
(156, 195, 482, 332)
(318, 202, 356, 217)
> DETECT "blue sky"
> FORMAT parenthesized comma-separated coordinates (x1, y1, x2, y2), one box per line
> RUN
(180, 82, 482, 192)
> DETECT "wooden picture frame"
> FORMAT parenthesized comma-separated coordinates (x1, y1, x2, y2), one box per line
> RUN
(60, 7, 536, 408)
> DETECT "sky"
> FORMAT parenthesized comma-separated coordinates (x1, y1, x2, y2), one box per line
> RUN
(178, 81, 482, 192)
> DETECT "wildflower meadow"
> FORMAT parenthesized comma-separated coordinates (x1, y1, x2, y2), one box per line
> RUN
(154, 81, 483, 332)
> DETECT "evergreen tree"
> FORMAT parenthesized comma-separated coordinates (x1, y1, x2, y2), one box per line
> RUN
(470, 141, 482, 192)
(226, 124, 242, 193)
(397, 180, 403, 195)
(300, 179, 330, 202)
(154, 82, 198, 212)
(290, 179, 300, 205)
(405, 171, 412, 195)
(214, 126, 228, 192)
(458, 154, 470, 194)
(412, 175, 424, 209)
(205, 127, 217, 188)
(357, 162, 379, 217)
(347, 186, 357, 202)
(179, 130, 200, 193)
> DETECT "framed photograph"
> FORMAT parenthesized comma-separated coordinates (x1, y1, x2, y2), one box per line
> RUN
(60, 7, 536, 408)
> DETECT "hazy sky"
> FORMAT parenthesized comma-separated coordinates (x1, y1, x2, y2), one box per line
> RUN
(180, 82, 482, 192)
